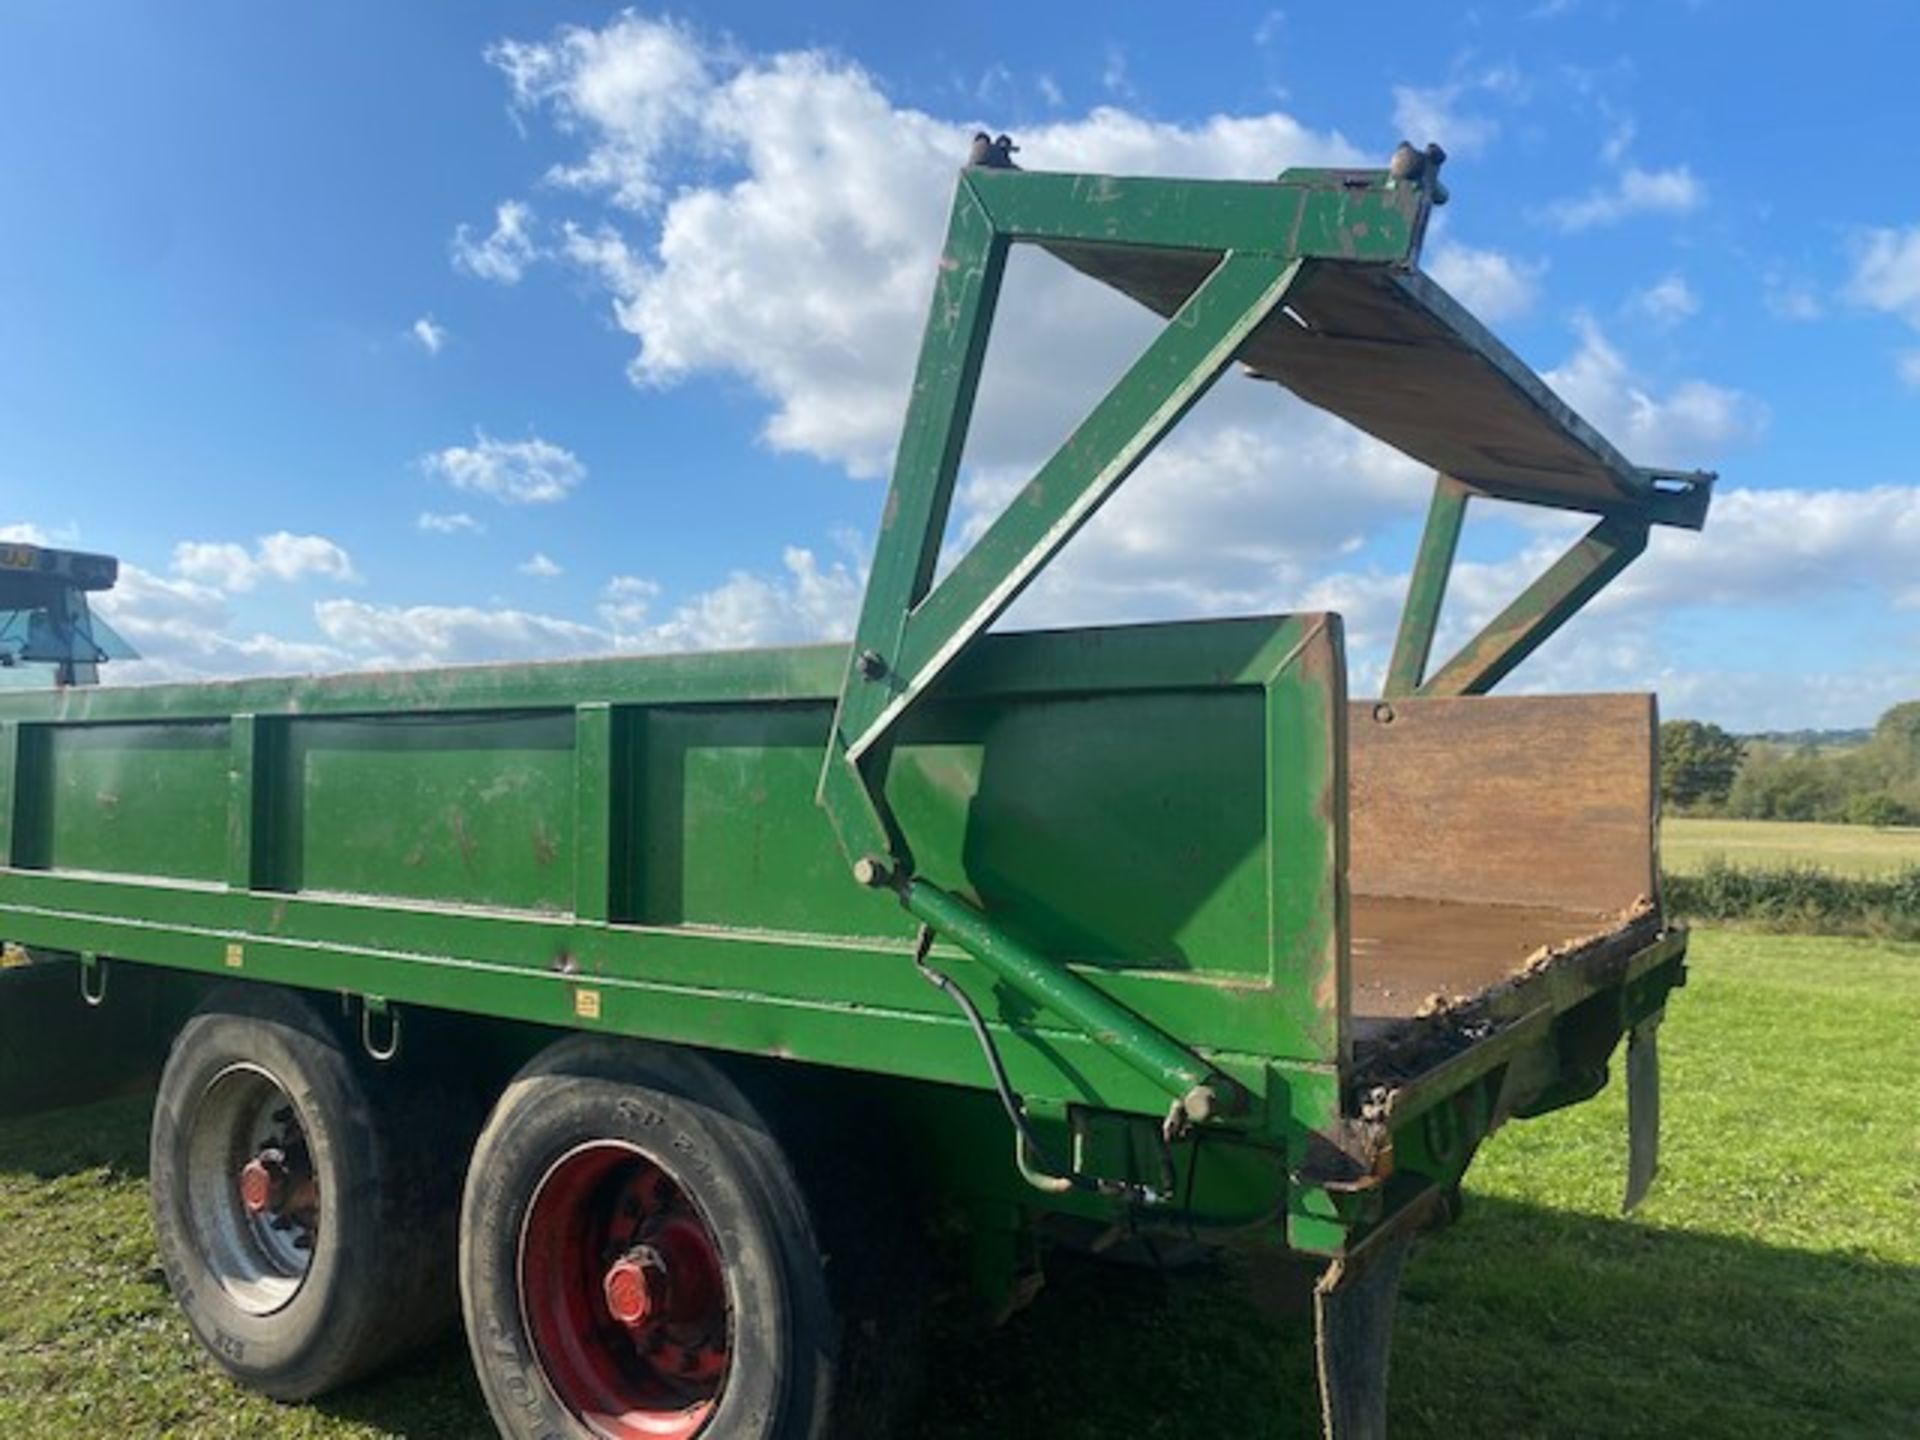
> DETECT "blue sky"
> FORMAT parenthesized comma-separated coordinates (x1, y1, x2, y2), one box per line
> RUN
(3, 2, 1918, 728)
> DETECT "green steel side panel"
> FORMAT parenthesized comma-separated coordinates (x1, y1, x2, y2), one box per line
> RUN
(0, 617, 1350, 1131)
(13, 721, 231, 882)
(640, 691, 1269, 978)
(276, 711, 576, 913)
(639, 703, 898, 933)
(901, 692, 1269, 977)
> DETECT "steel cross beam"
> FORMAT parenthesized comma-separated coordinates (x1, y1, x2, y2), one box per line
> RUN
(1414, 511, 1650, 698)
(1385, 464, 1718, 698)
(1384, 474, 1470, 698)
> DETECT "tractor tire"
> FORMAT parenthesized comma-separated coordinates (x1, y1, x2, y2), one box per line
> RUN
(149, 984, 465, 1400)
(459, 1036, 924, 1440)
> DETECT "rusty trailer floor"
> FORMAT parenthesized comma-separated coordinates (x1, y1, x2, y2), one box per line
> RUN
(1348, 894, 1634, 1038)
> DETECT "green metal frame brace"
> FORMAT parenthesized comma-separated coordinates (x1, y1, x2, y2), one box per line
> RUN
(816, 149, 1712, 1137)
(1383, 471, 1709, 699)
(819, 164, 1442, 875)
(817, 157, 1443, 1128)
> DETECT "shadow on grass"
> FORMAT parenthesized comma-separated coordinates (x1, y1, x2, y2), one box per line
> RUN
(4, 1105, 1914, 1440)
(917, 1198, 1920, 1440)
(911, 1194, 1919, 1440)
(1393, 1193, 1920, 1439)
(313, 1340, 492, 1440)
(0, 1090, 152, 1180)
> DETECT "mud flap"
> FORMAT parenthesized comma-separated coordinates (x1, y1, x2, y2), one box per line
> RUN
(1622, 1014, 1661, 1214)
(1312, 1225, 1412, 1440)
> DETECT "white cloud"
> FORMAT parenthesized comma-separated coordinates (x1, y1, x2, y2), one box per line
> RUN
(488, 14, 714, 212)
(454, 17, 1896, 725)
(1651, 666, 1920, 733)
(598, 574, 661, 632)
(488, 16, 1364, 481)
(1425, 241, 1543, 322)
(1611, 485, 1920, 613)
(1599, 116, 1635, 166)
(1763, 276, 1823, 322)
(421, 431, 585, 504)
(1845, 226, 1920, 383)
(91, 564, 347, 683)
(418, 510, 483, 534)
(51, 532, 863, 682)
(611, 546, 861, 651)
(0, 520, 83, 548)
(1846, 224, 1920, 327)
(1629, 273, 1699, 326)
(453, 200, 541, 283)
(410, 315, 448, 354)
(1305, 483, 1920, 718)
(1390, 64, 1525, 160)
(314, 598, 606, 668)
(312, 544, 859, 668)
(985, 398, 1429, 631)
(1101, 43, 1134, 99)
(171, 532, 358, 593)
(1392, 83, 1491, 158)
(518, 551, 563, 578)
(1544, 164, 1702, 232)
(1544, 316, 1765, 466)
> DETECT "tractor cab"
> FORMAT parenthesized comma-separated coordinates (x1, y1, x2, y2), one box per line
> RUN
(0, 541, 135, 686)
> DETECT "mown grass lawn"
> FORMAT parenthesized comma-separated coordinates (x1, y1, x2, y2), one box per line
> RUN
(1664, 816, 1920, 877)
(2, 930, 1915, 1439)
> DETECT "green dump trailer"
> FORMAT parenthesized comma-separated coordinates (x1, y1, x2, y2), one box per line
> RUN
(0, 144, 1715, 1440)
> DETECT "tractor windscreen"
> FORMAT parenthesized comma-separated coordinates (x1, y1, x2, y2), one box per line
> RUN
(0, 542, 135, 684)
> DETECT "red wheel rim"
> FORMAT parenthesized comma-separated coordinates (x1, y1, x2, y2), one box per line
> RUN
(520, 1142, 730, 1440)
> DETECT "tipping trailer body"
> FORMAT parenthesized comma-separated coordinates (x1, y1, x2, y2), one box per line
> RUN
(0, 150, 1713, 1436)
(0, 620, 1680, 1232)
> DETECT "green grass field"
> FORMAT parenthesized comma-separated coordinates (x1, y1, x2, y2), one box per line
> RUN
(1664, 816, 1920, 877)
(2, 931, 1916, 1438)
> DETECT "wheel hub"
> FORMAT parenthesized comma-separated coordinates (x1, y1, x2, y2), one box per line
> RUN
(520, 1142, 731, 1440)
(185, 1064, 319, 1317)
(603, 1246, 668, 1328)
(239, 1150, 285, 1217)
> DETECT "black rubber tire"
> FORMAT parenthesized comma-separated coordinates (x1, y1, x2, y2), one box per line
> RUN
(460, 1037, 924, 1440)
(149, 984, 465, 1400)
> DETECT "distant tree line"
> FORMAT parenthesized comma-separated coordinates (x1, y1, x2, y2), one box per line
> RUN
(1660, 702, 1920, 825)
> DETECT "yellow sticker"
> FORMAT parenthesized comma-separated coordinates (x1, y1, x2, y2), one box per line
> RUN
(224, 942, 245, 969)
(574, 987, 602, 1021)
